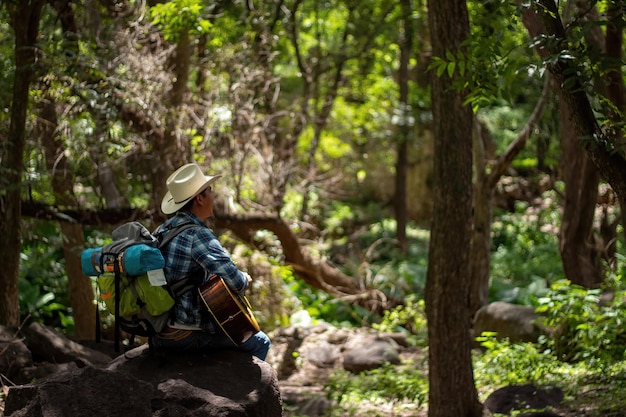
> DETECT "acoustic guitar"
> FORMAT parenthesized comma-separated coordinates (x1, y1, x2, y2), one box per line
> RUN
(198, 275, 261, 345)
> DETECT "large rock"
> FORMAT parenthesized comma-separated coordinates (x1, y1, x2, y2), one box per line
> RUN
(21, 322, 112, 367)
(5, 366, 155, 417)
(484, 384, 564, 415)
(5, 344, 283, 417)
(0, 326, 33, 382)
(472, 301, 547, 343)
(0, 322, 113, 385)
(342, 334, 401, 373)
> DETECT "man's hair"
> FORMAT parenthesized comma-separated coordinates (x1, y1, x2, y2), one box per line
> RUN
(181, 199, 195, 212)
(180, 186, 210, 212)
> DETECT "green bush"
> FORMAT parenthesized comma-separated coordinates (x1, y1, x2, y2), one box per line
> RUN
(19, 221, 75, 331)
(490, 195, 563, 305)
(536, 279, 626, 364)
(373, 294, 427, 347)
(474, 332, 561, 388)
(325, 361, 429, 410)
(474, 326, 626, 414)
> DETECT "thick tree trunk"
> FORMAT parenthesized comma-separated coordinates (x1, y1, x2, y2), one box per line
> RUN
(603, 2, 626, 250)
(38, 89, 96, 339)
(425, 0, 482, 416)
(520, 0, 625, 288)
(60, 223, 97, 338)
(520, 0, 626, 215)
(0, 1, 45, 327)
(558, 93, 602, 288)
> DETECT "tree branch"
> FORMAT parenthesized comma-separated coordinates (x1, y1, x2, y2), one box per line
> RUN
(21, 200, 394, 312)
(487, 73, 552, 189)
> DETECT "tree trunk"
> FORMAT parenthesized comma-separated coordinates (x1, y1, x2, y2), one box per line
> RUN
(520, 0, 625, 288)
(38, 88, 96, 339)
(394, 0, 412, 254)
(425, 0, 482, 416)
(469, 120, 493, 316)
(469, 76, 551, 316)
(520, 0, 626, 215)
(558, 92, 602, 288)
(602, 1, 626, 251)
(0, 0, 45, 327)
(149, 27, 193, 219)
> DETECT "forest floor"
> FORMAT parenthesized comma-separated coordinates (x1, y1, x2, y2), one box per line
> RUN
(1, 369, 622, 417)
(1, 340, 623, 417)
(278, 348, 622, 417)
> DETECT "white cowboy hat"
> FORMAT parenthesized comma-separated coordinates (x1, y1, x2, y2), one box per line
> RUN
(161, 163, 221, 215)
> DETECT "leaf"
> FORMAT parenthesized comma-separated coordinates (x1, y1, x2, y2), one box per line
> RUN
(447, 62, 456, 78)
(436, 64, 446, 78)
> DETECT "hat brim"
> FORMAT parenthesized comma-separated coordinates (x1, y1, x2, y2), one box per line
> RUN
(161, 174, 221, 215)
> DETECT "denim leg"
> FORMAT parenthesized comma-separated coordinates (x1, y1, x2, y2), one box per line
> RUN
(238, 330, 271, 361)
(151, 329, 234, 351)
(151, 329, 271, 361)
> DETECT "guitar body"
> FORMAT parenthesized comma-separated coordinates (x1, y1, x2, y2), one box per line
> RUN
(198, 276, 260, 345)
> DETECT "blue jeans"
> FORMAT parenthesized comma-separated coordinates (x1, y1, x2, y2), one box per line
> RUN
(150, 328, 271, 361)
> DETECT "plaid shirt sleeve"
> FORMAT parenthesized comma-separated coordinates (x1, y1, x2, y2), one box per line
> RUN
(189, 228, 249, 293)
(164, 223, 248, 293)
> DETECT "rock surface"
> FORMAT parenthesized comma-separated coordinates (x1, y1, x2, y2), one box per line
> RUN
(472, 301, 548, 343)
(2, 324, 282, 417)
(266, 324, 408, 415)
(484, 384, 564, 415)
(5, 345, 282, 417)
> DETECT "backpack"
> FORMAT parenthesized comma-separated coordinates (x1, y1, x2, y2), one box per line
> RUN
(81, 221, 197, 351)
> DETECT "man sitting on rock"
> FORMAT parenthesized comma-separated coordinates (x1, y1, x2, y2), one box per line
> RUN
(151, 162, 271, 360)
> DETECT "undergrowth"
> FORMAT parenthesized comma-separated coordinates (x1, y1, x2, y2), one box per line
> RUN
(321, 275, 626, 417)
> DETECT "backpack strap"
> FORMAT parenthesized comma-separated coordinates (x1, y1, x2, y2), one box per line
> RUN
(168, 267, 206, 299)
(155, 221, 199, 248)
(154, 221, 204, 298)
(113, 259, 122, 353)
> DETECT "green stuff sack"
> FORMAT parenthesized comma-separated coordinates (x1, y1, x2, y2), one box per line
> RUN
(98, 272, 175, 335)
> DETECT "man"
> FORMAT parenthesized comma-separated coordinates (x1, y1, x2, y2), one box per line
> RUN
(151, 162, 271, 360)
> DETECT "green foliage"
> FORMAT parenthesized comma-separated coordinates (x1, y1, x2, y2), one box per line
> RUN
(296, 127, 353, 168)
(325, 361, 429, 411)
(536, 279, 626, 364)
(430, 0, 539, 111)
(338, 218, 430, 301)
(0, 10, 13, 121)
(474, 313, 626, 414)
(490, 194, 563, 305)
(285, 273, 374, 327)
(150, 0, 212, 42)
(478, 102, 549, 157)
(474, 333, 561, 388)
(373, 295, 427, 346)
(19, 221, 74, 332)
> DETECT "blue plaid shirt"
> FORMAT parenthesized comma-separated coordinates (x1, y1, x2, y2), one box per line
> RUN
(157, 211, 249, 331)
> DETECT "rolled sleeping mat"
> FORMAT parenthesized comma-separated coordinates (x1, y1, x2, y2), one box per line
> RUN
(81, 244, 166, 276)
